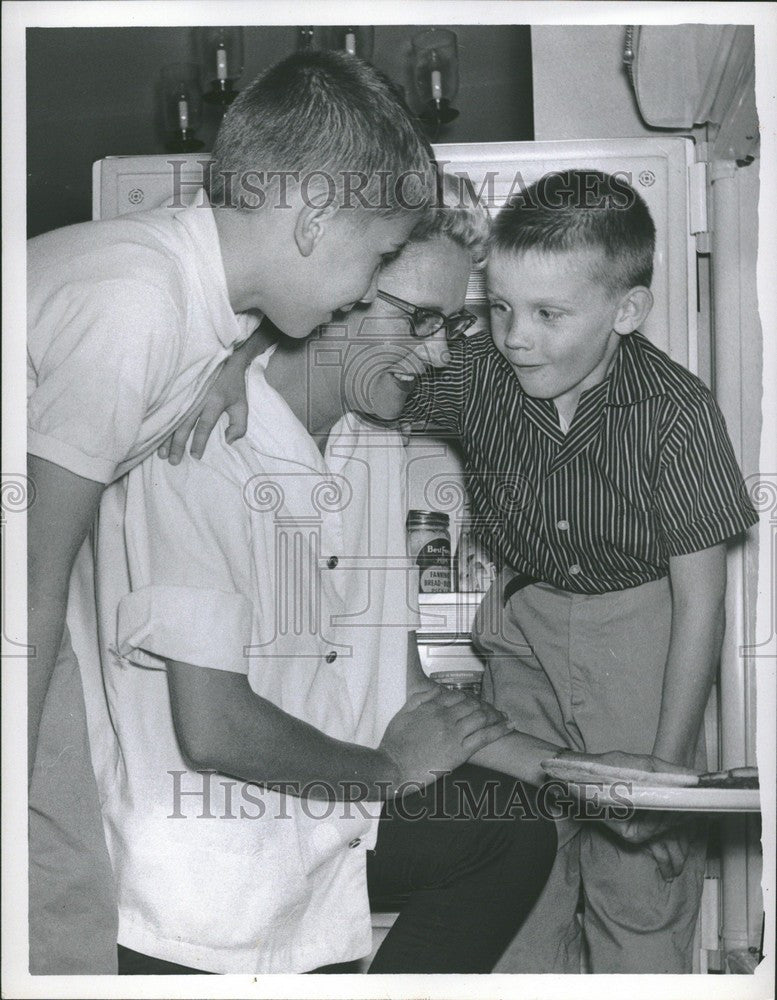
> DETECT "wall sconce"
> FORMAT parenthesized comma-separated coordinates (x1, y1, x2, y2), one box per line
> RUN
(297, 26, 316, 50)
(411, 28, 460, 136)
(325, 26, 375, 60)
(161, 63, 205, 152)
(199, 26, 244, 107)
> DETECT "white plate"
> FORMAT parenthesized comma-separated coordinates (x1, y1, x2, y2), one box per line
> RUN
(542, 757, 699, 787)
(541, 758, 761, 811)
(563, 782, 761, 812)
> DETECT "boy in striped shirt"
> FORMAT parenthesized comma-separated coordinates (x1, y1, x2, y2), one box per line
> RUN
(403, 170, 758, 972)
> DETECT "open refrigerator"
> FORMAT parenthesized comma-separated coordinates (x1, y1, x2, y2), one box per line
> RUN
(93, 134, 761, 973)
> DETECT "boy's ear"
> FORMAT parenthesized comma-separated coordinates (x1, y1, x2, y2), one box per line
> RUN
(294, 200, 340, 258)
(613, 286, 654, 335)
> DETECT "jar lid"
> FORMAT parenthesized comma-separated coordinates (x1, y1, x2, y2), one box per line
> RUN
(407, 509, 449, 529)
(429, 671, 484, 686)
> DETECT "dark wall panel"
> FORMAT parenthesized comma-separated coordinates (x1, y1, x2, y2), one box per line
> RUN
(27, 25, 532, 237)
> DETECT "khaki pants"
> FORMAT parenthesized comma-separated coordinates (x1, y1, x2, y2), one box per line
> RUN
(28, 626, 118, 974)
(473, 572, 707, 974)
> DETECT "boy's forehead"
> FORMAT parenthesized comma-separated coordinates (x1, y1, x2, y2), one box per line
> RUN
(486, 246, 609, 294)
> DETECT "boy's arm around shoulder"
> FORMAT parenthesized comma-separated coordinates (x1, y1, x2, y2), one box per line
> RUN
(158, 320, 275, 464)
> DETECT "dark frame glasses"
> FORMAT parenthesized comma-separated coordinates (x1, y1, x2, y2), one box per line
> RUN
(376, 290, 477, 341)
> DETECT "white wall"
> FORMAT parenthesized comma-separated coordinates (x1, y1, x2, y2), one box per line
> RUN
(532, 25, 655, 141)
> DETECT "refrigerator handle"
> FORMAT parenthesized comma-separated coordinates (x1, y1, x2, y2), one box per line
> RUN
(689, 137, 711, 254)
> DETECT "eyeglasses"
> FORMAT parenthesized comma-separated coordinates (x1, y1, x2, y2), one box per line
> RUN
(376, 290, 477, 341)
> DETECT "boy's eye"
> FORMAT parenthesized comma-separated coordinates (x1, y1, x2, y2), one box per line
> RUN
(538, 308, 562, 322)
(488, 301, 507, 313)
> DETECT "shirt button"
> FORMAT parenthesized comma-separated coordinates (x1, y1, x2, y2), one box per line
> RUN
(325, 651, 337, 663)
(327, 556, 339, 569)
(348, 838, 362, 849)
(557, 520, 570, 531)
(568, 564, 582, 576)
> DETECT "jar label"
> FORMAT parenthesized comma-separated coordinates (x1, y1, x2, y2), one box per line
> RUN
(416, 537, 451, 593)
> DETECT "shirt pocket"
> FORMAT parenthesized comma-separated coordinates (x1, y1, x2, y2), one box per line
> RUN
(595, 481, 661, 566)
(292, 803, 375, 878)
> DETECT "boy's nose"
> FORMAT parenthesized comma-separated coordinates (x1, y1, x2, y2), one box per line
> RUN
(503, 316, 534, 351)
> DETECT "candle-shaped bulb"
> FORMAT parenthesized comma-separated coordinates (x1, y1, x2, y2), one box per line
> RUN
(431, 68, 443, 101)
(216, 46, 228, 81)
(178, 98, 189, 130)
(344, 32, 356, 56)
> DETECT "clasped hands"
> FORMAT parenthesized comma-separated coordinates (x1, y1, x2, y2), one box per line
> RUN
(378, 683, 514, 794)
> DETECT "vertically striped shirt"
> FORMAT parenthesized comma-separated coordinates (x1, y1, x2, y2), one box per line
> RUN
(404, 331, 757, 594)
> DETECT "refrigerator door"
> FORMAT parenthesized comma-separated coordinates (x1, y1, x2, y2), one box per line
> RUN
(92, 154, 211, 222)
(434, 138, 698, 372)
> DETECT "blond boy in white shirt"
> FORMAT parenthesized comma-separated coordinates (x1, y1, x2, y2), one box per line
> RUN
(27, 50, 437, 975)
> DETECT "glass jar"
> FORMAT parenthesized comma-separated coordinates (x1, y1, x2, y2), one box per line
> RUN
(407, 510, 452, 593)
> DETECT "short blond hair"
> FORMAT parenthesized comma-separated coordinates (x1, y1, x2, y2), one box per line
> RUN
(408, 171, 491, 267)
(491, 169, 655, 293)
(210, 50, 435, 217)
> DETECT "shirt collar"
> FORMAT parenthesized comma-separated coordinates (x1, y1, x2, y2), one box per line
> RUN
(243, 347, 329, 472)
(605, 333, 667, 406)
(173, 187, 256, 349)
(245, 352, 400, 478)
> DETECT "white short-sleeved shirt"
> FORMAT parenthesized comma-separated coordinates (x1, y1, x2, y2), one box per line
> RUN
(70, 350, 416, 973)
(27, 190, 257, 483)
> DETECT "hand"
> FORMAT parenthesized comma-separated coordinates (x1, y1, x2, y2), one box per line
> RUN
(602, 813, 693, 880)
(411, 676, 502, 723)
(645, 828, 694, 881)
(379, 687, 514, 793)
(550, 749, 699, 871)
(158, 359, 249, 465)
(157, 318, 277, 465)
(432, 685, 510, 729)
